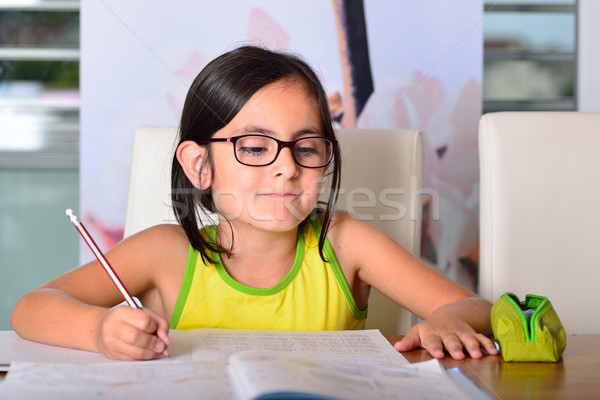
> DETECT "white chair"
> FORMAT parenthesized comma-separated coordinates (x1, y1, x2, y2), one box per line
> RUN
(479, 112, 600, 334)
(125, 126, 424, 334)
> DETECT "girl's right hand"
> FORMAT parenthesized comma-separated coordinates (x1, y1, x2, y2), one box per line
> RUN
(95, 305, 171, 360)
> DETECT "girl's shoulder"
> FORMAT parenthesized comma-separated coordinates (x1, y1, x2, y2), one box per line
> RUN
(326, 210, 378, 240)
(323, 210, 385, 255)
(324, 210, 405, 266)
(117, 224, 190, 264)
(124, 223, 188, 244)
(119, 223, 190, 282)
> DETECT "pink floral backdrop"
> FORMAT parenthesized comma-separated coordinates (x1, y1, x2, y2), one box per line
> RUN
(81, 0, 483, 290)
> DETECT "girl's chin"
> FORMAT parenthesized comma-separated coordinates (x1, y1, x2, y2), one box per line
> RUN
(248, 216, 306, 229)
(215, 199, 316, 228)
(223, 213, 309, 231)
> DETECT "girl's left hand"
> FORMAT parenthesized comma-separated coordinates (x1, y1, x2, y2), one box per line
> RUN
(392, 301, 499, 359)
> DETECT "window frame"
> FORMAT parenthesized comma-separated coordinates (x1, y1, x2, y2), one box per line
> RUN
(0, 1, 80, 169)
(482, 1, 578, 113)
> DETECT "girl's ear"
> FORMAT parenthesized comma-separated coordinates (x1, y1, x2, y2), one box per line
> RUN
(176, 140, 212, 190)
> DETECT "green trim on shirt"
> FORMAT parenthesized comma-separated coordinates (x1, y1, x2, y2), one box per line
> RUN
(212, 227, 306, 296)
(309, 216, 368, 321)
(169, 244, 197, 329)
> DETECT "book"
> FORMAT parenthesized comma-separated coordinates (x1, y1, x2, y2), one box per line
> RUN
(228, 351, 479, 400)
(0, 351, 479, 400)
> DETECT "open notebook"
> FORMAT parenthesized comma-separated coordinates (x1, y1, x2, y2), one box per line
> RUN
(1, 352, 482, 400)
(1, 329, 489, 399)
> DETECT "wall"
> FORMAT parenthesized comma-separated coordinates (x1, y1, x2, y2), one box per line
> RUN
(0, 170, 79, 330)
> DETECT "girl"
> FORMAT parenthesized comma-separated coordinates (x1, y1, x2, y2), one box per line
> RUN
(11, 45, 497, 361)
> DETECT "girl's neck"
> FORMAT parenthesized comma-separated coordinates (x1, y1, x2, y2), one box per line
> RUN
(215, 221, 300, 288)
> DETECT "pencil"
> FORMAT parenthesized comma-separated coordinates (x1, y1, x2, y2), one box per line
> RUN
(65, 209, 138, 308)
(65, 209, 169, 356)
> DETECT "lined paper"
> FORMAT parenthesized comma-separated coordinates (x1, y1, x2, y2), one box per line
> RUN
(1, 329, 406, 368)
(187, 329, 408, 365)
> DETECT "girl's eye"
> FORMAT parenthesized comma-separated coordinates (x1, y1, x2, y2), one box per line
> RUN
(236, 136, 274, 159)
(239, 146, 268, 157)
(295, 146, 319, 158)
(295, 138, 326, 159)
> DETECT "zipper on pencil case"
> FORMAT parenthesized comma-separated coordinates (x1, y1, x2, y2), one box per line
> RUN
(502, 293, 532, 342)
(525, 294, 550, 343)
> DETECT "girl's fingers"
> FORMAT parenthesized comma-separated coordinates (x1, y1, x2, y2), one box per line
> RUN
(419, 332, 446, 359)
(126, 311, 170, 356)
(101, 307, 170, 360)
(441, 332, 497, 360)
(394, 322, 497, 360)
(112, 339, 165, 361)
(137, 308, 171, 353)
(394, 324, 445, 359)
(476, 333, 499, 356)
(439, 334, 466, 360)
(393, 328, 420, 352)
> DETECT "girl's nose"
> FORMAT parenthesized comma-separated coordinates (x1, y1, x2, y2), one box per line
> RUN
(272, 147, 299, 178)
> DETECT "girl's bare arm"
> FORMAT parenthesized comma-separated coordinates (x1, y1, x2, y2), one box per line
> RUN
(10, 224, 187, 360)
(327, 211, 497, 359)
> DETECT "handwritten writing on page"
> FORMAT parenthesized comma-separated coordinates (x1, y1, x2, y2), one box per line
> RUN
(186, 328, 408, 365)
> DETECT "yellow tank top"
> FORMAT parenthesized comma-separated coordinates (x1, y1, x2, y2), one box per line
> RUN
(170, 216, 367, 330)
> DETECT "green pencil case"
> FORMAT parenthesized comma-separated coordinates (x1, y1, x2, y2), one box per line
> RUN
(491, 292, 566, 362)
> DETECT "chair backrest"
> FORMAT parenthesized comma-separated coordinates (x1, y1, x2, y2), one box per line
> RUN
(125, 126, 423, 334)
(479, 112, 600, 334)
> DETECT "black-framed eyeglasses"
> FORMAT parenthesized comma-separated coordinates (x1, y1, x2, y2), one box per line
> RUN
(201, 135, 337, 168)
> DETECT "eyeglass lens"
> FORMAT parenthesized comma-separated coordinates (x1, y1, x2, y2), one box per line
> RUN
(234, 135, 333, 167)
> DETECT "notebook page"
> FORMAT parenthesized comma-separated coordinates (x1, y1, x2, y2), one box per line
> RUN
(0, 331, 110, 368)
(186, 328, 408, 366)
(0, 361, 235, 400)
(0, 330, 192, 369)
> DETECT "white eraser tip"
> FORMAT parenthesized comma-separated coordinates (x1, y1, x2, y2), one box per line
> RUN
(65, 209, 78, 224)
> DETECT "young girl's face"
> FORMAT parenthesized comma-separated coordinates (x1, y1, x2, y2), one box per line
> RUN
(208, 78, 328, 233)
